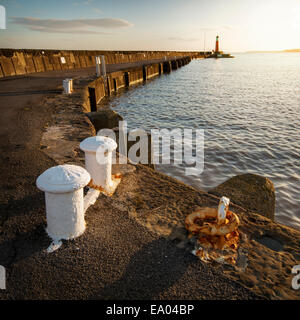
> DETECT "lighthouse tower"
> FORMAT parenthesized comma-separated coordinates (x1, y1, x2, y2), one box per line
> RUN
(215, 35, 219, 53)
(208, 35, 233, 58)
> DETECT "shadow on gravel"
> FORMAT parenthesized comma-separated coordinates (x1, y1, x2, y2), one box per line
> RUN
(0, 225, 49, 267)
(91, 238, 195, 300)
(0, 193, 45, 221)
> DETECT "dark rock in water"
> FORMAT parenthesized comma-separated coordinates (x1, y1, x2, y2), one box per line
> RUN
(86, 110, 155, 170)
(209, 173, 275, 221)
(86, 109, 123, 132)
(114, 127, 155, 170)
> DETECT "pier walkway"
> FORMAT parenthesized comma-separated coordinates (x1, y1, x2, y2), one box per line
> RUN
(0, 60, 259, 299)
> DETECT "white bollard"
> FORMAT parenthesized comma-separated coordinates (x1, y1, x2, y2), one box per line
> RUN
(63, 79, 72, 94)
(95, 56, 101, 76)
(36, 164, 91, 241)
(79, 136, 121, 195)
(217, 196, 230, 225)
(67, 78, 73, 92)
(100, 55, 106, 77)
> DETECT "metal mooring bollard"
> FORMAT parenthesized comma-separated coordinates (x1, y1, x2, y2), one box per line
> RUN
(63, 79, 73, 94)
(80, 136, 121, 195)
(36, 164, 91, 242)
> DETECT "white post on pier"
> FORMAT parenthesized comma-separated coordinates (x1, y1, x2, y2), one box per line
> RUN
(67, 78, 73, 92)
(63, 79, 73, 94)
(36, 164, 91, 242)
(100, 55, 106, 77)
(95, 56, 101, 77)
(80, 136, 120, 195)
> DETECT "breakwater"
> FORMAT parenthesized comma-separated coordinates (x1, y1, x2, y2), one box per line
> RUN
(80, 55, 193, 170)
(0, 48, 200, 78)
(1, 55, 299, 299)
(84, 56, 192, 112)
(37, 68, 300, 300)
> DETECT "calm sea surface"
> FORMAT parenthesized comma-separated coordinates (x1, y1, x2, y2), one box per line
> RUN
(110, 53, 300, 230)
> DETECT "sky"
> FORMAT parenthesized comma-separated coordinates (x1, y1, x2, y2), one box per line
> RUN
(0, 0, 300, 52)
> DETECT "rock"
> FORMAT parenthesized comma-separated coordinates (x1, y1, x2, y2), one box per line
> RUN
(86, 109, 123, 132)
(209, 173, 275, 221)
(113, 127, 155, 170)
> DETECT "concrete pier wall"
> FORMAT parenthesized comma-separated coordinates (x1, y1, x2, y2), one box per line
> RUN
(86, 56, 193, 112)
(109, 70, 127, 91)
(145, 63, 160, 79)
(0, 48, 201, 78)
(126, 67, 144, 86)
(163, 61, 172, 73)
(87, 77, 106, 111)
(171, 60, 178, 70)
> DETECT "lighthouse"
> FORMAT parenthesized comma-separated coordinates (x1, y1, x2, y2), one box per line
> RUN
(207, 35, 234, 59)
(215, 35, 219, 53)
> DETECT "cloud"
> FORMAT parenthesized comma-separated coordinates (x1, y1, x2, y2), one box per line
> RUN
(222, 25, 240, 30)
(11, 16, 133, 34)
(168, 36, 199, 42)
(28, 26, 112, 34)
(196, 25, 240, 32)
(73, 0, 95, 6)
(198, 27, 216, 32)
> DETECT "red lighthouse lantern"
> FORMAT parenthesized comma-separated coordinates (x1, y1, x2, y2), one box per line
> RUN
(215, 35, 219, 53)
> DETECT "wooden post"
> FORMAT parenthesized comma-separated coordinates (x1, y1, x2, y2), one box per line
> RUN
(88, 87, 97, 112)
(124, 72, 130, 87)
(143, 66, 147, 81)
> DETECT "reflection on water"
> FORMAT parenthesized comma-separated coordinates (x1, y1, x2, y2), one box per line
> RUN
(111, 53, 300, 230)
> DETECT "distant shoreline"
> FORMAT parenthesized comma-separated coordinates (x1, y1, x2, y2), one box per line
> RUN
(245, 49, 300, 53)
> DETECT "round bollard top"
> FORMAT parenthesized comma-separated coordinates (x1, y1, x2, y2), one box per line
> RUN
(36, 164, 90, 193)
(80, 136, 117, 153)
